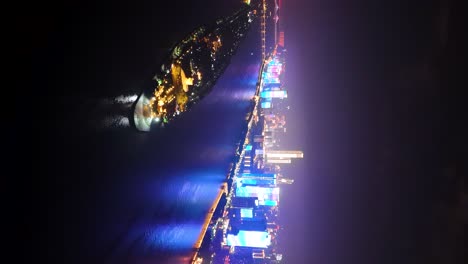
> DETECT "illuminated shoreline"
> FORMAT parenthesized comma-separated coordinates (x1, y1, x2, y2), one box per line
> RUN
(132, 3, 259, 132)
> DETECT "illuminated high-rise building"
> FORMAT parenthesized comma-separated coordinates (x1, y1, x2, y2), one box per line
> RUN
(252, 249, 266, 259)
(263, 82, 281, 91)
(240, 173, 276, 179)
(277, 178, 294, 184)
(265, 150, 303, 159)
(260, 90, 287, 99)
(232, 197, 258, 208)
(236, 177, 276, 186)
(266, 159, 291, 164)
(231, 218, 267, 231)
(236, 186, 280, 206)
(254, 135, 264, 143)
(278, 31, 285, 47)
(236, 186, 279, 198)
(226, 230, 271, 248)
(261, 101, 272, 109)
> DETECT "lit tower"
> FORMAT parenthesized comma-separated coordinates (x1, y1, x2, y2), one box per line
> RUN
(260, 90, 287, 99)
(266, 159, 291, 164)
(278, 178, 294, 185)
(266, 150, 304, 159)
(265, 150, 303, 164)
(274, 0, 279, 44)
(261, 0, 266, 61)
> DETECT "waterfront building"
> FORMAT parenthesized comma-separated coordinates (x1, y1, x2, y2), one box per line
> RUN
(239, 173, 276, 179)
(277, 177, 294, 184)
(235, 185, 280, 206)
(254, 149, 263, 158)
(265, 150, 303, 158)
(278, 31, 285, 47)
(266, 158, 291, 164)
(231, 197, 258, 208)
(236, 177, 276, 186)
(252, 249, 266, 259)
(254, 135, 264, 143)
(226, 230, 271, 248)
(260, 90, 287, 99)
(261, 101, 272, 108)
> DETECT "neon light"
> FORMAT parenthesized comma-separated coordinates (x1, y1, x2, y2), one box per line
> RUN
(236, 186, 280, 201)
(240, 208, 253, 218)
(237, 178, 276, 186)
(259, 199, 278, 206)
(260, 90, 287, 99)
(240, 173, 276, 178)
(261, 101, 271, 108)
(226, 231, 271, 248)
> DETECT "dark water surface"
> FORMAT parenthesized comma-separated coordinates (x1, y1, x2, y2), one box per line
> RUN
(25, 1, 261, 263)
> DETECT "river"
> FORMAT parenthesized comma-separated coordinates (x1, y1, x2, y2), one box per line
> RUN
(30, 2, 262, 263)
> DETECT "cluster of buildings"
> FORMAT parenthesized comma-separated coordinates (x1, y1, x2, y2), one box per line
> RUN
(221, 46, 301, 263)
(134, 4, 256, 131)
(193, 2, 295, 263)
(197, 44, 301, 264)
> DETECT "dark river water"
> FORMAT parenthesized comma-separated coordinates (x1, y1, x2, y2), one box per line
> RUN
(26, 1, 263, 263)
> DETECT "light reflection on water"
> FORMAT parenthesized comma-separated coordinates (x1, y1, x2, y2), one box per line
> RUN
(99, 94, 138, 129)
(104, 171, 224, 263)
(94, 27, 261, 263)
(142, 223, 203, 252)
(139, 169, 226, 206)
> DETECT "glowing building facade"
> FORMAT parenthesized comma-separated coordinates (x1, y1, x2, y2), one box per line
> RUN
(226, 231, 271, 248)
(240, 173, 276, 179)
(231, 197, 258, 208)
(266, 159, 291, 164)
(265, 150, 303, 159)
(260, 90, 287, 99)
(235, 186, 280, 206)
(236, 177, 276, 186)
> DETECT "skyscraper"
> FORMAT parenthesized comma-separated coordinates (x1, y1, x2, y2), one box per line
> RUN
(277, 178, 294, 184)
(266, 159, 291, 164)
(260, 90, 287, 99)
(265, 150, 303, 158)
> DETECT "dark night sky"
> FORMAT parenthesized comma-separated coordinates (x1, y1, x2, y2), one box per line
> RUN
(10, 0, 464, 263)
(279, 0, 464, 263)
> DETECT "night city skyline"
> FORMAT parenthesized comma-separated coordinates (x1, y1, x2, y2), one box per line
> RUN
(10, 0, 465, 264)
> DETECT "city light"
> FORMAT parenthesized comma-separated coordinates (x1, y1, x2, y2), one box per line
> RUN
(226, 231, 271, 248)
(133, 5, 254, 132)
(240, 208, 253, 218)
(193, 46, 302, 262)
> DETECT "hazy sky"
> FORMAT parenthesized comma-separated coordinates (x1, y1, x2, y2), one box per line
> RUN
(278, 0, 459, 263)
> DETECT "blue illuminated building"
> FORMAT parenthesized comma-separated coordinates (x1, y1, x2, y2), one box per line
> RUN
(204, 45, 297, 263)
(261, 101, 271, 108)
(231, 197, 258, 208)
(240, 173, 276, 179)
(226, 230, 271, 248)
(236, 177, 276, 186)
(260, 90, 287, 99)
(263, 82, 281, 90)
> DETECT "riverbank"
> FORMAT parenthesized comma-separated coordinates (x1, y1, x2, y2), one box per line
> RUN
(189, 54, 268, 263)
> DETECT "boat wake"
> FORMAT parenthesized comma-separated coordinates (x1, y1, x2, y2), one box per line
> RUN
(114, 94, 139, 104)
(96, 94, 138, 130)
(101, 115, 130, 128)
